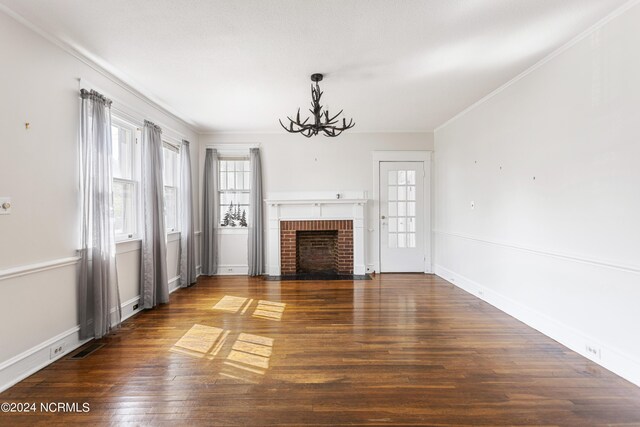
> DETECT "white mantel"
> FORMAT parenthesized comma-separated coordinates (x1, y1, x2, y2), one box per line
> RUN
(266, 191, 368, 276)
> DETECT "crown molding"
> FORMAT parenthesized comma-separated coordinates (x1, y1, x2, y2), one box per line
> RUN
(434, 0, 640, 133)
(0, 3, 199, 134)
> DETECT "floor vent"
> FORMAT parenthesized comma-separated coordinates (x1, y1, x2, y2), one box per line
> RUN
(69, 343, 105, 359)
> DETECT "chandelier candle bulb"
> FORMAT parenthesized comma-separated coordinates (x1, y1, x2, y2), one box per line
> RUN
(279, 73, 355, 137)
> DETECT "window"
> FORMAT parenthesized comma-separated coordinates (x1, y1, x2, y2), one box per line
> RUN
(111, 119, 139, 240)
(219, 158, 250, 227)
(387, 169, 416, 248)
(163, 143, 180, 232)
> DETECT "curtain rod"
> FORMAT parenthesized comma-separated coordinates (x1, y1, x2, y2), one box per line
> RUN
(79, 78, 190, 145)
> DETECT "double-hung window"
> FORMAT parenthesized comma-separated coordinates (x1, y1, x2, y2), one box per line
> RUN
(219, 158, 250, 227)
(163, 143, 180, 232)
(111, 119, 139, 241)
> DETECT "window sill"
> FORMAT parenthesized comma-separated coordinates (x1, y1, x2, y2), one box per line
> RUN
(116, 237, 142, 244)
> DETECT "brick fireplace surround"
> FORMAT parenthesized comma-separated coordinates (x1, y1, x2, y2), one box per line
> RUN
(280, 220, 353, 275)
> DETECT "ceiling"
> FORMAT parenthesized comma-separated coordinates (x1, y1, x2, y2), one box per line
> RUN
(0, 0, 629, 133)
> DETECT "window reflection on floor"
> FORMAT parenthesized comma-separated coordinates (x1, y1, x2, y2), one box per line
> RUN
(169, 324, 230, 359)
(222, 333, 274, 382)
(212, 295, 252, 313)
(252, 300, 286, 321)
(170, 325, 275, 383)
(172, 295, 286, 382)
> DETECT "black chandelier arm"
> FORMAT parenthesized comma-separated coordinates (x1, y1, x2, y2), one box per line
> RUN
(279, 119, 311, 134)
(279, 73, 355, 137)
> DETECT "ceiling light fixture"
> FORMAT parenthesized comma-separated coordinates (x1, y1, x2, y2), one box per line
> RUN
(279, 73, 355, 137)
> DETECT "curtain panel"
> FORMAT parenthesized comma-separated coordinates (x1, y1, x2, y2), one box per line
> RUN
(202, 148, 219, 275)
(78, 88, 122, 339)
(180, 140, 197, 287)
(248, 147, 264, 276)
(140, 120, 169, 308)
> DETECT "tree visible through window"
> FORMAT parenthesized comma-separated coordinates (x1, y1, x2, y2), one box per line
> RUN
(219, 159, 250, 227)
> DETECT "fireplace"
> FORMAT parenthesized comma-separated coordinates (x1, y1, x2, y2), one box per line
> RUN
(296, 230, 338, 274)
(280, 220, 353, 275)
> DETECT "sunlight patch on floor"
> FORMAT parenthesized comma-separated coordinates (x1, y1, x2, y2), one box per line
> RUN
(169, 324, 227, 359)
(252, 300, 286, 321)
(213, 295, 251, 313)
(221, 332, 274, 380)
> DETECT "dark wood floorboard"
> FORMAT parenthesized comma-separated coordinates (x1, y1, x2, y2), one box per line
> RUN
(1, 274, 640, 426)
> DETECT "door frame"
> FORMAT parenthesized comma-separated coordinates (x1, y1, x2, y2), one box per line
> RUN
(372, 151, 432, 274)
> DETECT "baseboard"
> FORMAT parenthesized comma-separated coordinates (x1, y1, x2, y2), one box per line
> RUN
(0, 276, 183, 394)
(434, 264, 640, 387)
(216, 264, 249, 275)
(0, 326, 90, 393)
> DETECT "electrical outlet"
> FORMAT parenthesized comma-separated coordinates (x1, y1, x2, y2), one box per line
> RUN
(49, 342, 67, 359)
(585, 344, 601, 359)
(0, 197, 11, 215)
(132, 303, 139, 310)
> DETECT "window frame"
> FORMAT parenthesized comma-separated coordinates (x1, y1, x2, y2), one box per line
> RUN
(111, 116, 141, 242)
(162, 141, 181, 233)
(218, 157, 250, 229)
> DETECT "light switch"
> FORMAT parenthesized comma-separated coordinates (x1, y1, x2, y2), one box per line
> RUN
(0, 197, 12, 215)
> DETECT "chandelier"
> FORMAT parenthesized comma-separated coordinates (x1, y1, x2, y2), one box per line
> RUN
(279, 73, 355, 137)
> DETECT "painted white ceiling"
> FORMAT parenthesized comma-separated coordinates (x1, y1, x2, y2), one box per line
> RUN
(0, 0, 629, 133)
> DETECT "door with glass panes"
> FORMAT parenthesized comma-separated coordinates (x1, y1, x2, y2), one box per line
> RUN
(380, 161, 425, 272)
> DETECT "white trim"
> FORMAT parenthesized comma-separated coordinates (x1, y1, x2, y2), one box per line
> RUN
(265, 199, 367, 206)
(216, 264, 249, 276)
(167, 231, 181, 243)
(0, 4, 197, 132)
(434, 230, 640, 275)
(0, 326, 89, 393)
(205, 143, 260, 150)
(218, 227, 249, 235)
(206, 143, 259, 157)
(372, 151, 433, 274)
(0, 275, 187, 393)
(435, 0, 640, 132)
(169, 275, 182, 292)
(0, 257, 80, 282)
(434, 264, 640, 387)
(115, 238, 142, 255)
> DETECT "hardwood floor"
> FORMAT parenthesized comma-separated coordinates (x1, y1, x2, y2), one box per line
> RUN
(2, 274, 640, 426)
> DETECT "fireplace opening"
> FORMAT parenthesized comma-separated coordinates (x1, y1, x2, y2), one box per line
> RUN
(296, 230, 339, 274)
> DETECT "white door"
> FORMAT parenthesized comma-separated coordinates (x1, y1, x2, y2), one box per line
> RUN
(380, 161, 425, 272)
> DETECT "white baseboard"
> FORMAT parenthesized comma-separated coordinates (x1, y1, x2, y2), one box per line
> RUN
(216, 264, 249, 275)
(0, 275, 184, 394)
(434, 264, 640, 387)
(0, 326, 89, 393)
(168, 275, 181, 293)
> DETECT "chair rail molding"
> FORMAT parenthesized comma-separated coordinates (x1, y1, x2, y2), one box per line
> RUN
(0, 257, 80, 282)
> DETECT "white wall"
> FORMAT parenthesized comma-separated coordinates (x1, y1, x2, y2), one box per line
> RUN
(0, 10, 200, 390)
(199, 132, 434, 273)
(434, 3, 640, 385)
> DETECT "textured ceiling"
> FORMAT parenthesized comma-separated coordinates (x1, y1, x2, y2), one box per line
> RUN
(0, 0, 630, 132)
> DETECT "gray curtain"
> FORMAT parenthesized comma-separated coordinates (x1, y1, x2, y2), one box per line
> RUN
(179, 140, 197, 287)
(140, 120, 169, 308)
(202, 148, 219, 275)
(78, 89, 121, 339)
(248, 147, 264, 276)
